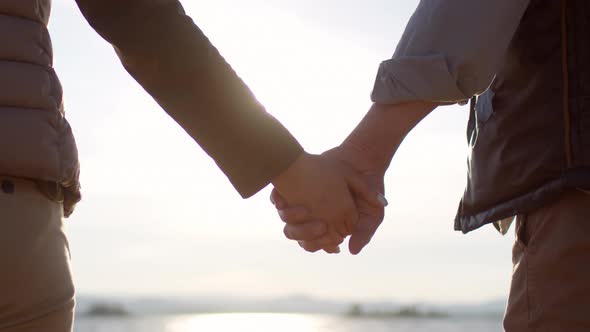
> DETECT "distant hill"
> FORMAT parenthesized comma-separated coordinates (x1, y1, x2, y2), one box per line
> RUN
(83, 303, 130, 317)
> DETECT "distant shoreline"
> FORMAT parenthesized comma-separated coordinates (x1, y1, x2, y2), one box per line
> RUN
(75, 295, 506, 318)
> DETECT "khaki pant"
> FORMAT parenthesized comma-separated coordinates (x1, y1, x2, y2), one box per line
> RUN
(504, 190, 590, 331)
(0, 177, 74, 332)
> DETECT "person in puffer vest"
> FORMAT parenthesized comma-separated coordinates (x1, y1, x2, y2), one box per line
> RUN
(0, 0, 388, 331)
(275, 0, 590, 330)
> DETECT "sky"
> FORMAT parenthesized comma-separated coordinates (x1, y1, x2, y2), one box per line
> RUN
(49, 0, 516, 304)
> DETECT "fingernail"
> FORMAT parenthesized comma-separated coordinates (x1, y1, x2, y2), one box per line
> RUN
(377, 193, 389, 207)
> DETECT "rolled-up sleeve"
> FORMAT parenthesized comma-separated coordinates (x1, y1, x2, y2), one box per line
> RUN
(372, 0, 530, 104)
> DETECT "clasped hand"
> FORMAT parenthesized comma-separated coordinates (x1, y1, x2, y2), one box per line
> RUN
(271, 144, 387, 255)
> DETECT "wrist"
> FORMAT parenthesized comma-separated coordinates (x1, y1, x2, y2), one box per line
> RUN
(343, 102, 437, 172)
(338, 139, 390, 175)
(271, 151, 309, 192)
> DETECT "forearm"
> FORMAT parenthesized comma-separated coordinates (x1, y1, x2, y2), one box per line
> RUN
(344, 102, 437, 172)
(75, 0, 303, 197)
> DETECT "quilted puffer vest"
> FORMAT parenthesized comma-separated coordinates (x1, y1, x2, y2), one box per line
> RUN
(455, 0, 590, 233)
(0, 0, 80, 216)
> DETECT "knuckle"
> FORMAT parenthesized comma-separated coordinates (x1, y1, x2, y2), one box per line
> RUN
(279, 210, 290, 223)
(323, 238, 343, 247)
(332, 236, 345, 245)
(298, 226, 315, 241)
(270, 192, 276, 204)
(336, 224, 350, 237)
(283, 226, 294, 240)
(301, 242, 320, 253)
(317, 232, 343, 246)
(324, 248, 337, 254)
(311, 223, 326, 237)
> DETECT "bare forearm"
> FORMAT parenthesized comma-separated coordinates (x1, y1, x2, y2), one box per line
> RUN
(344, 102, 437, 172)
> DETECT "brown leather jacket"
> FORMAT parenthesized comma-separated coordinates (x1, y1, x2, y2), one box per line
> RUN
(455, 0, 590, 233)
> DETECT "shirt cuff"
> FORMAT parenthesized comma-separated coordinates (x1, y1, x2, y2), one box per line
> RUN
(371, 54, 470, 105)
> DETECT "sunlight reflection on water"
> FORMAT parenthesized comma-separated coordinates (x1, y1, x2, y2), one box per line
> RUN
(168, 313, 321, 332)
(75, 313, 502, 332)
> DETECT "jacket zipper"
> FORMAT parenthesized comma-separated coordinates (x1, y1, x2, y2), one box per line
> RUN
(561, 0, 573, 168)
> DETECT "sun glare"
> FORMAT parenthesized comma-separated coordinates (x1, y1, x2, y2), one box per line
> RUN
(167, 313, 322, 332)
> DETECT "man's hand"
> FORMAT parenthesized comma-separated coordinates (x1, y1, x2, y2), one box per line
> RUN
(271, 151, 383, 252)
(271, 143, 388, 255)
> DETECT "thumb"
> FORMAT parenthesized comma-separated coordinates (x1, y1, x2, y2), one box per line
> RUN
(348, 215, 383, 255)
(344, 171, 387, 208)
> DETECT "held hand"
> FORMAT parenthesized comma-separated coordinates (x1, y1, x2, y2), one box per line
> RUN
(271, 151, 382, 252)
(272, 144, 387, 255)
(326, 145, 387, 255)
(347, 172, 386, 255)
(273, 102, 435, 254)
(270, 191, 344, 254)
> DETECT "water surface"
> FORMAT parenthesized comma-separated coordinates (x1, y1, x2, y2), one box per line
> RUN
(75, 313, 502, 332)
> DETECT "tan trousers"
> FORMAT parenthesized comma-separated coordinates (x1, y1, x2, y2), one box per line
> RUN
(504, 189, 590, 331)
(0, 177, 74, 332)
